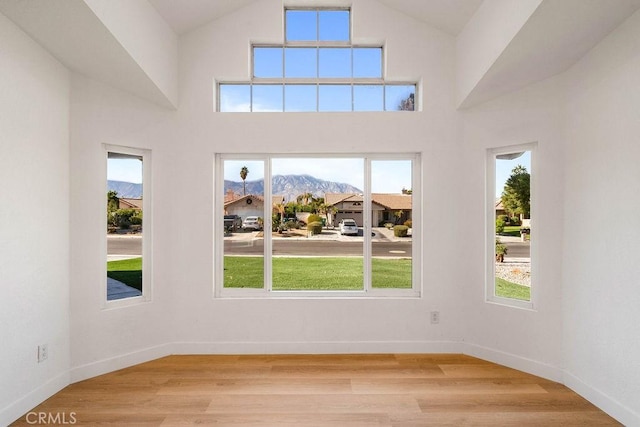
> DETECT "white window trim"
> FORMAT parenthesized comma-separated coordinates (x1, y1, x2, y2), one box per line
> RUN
(486, 142, 536, 310)
(103, 144, 153, 309)
(214, 153, 421, 299)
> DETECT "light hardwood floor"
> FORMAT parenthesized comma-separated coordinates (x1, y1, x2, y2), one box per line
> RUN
(12, 354, 620, 426)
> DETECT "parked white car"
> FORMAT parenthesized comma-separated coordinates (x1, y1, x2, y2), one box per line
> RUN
(242, 216, 262, 231)
(339, 218, 358, 236)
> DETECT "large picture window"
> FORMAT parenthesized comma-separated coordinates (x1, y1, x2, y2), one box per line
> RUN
(487, 144, 534, 309)
(215, 154, 420, 297)
(217, 8, 417, 112)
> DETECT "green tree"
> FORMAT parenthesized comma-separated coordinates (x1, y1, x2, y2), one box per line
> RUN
(501, 165, 530, 219)
(107, 190, 119, 227)
(240, 166, 249, 195)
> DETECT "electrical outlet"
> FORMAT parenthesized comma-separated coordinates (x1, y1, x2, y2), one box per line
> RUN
(37, 344, 48, 363)
(430, 311, 440, 324)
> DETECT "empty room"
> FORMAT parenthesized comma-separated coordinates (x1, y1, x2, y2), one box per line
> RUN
(1, 0, 639, 425)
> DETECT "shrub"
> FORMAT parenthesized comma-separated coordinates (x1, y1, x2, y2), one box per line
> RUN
(284, 220, 300, 229)
(510, 216, 521, 226)
(403, 219, 412, 228)
(112, 209, 138, 229)
(130, 210, 143, 225)
(393, 225, 409, 237)
(307, 214, 323, 235)
(495, 218, 505, 234)
(499, 215, 509, 224)
(384, 222, 394, 229)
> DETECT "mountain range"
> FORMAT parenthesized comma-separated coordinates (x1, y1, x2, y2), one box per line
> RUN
(108, 180, 142, 199)
(225, 174, 362, 202)
(109, 175, 361, 202)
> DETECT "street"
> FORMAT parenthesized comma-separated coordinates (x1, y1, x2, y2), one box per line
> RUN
(108, 235, 528, 258)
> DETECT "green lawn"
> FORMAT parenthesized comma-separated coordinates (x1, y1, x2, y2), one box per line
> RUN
(224, 256, 412, 290)
(107, 257, 142, 291)
(500, 225, 522, 237)
(495, 277, 530, 301)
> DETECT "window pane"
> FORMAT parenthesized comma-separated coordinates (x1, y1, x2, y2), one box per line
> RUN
(319, 10, 350, 41)
(494, 151, 531, 301)
(252, 85, 283, 112)
(285, 48, 317, 78)
(286, 10, 317, 41)
(107, 153, 143, 301)
(319, 48, 351, 78)
(271, 158, 364, 290)
(284, 85, 317, 112)
(319, 85, 352, 112)
(353, 48, 382, 78)
(385, 85, 415, 111)
(254, 47, 283, 78)
(223, 160, 265, 289)
(354, 85, 383, 111)
(371, 160, 412, 289)
(219, 84, 251, 112)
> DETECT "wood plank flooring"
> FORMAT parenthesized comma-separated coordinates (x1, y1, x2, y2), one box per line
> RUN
(11, 354, 620, 426)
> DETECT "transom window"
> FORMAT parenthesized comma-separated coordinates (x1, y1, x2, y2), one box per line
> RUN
(218, 8, 417, 112)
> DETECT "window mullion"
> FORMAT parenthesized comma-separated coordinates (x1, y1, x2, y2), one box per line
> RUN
(264, 157, 273, 291)
(363, 158, 372, 292)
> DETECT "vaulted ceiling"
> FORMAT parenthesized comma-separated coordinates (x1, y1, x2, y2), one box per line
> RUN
(1, 0, 639, 109)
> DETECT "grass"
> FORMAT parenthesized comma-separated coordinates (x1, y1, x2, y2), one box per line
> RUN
(495, 277, 530, 301)
(107, 257, 142, 291)
(500, 225, 522, 237)
(224, 256, 412, 290)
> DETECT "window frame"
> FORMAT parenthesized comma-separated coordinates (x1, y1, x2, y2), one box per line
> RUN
(103, 144, 153, 308)
(214, 153, 421, 299)
(486, 142, 536, 310)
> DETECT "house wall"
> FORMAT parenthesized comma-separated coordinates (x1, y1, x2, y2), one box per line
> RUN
(562, 9, 640, 424)
(0, 12, 70, 425)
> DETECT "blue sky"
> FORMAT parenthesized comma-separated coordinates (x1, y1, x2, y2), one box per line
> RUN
(108, 158, 142, 183)
(224, 158, 412, 194)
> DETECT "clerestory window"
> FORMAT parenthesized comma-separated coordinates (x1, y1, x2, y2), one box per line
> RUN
(218, 8, 417, 112)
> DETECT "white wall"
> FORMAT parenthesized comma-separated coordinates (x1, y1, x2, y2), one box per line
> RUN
(0, 12, 70, 426)
(456, 0, 542, 107)
(460, 74, 566, 380)
(562, 9, 640, 424)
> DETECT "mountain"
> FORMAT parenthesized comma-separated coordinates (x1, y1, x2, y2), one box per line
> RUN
(225, 174, 362, 202)
(108, 180, 142, 199)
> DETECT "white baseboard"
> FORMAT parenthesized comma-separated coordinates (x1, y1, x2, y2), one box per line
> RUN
(0, 371, 69, 427)
(172, 340, 464, 355)
(463, 342, 564, 382)
(564, 370, 640, 426)
(69, 343, 173, 383)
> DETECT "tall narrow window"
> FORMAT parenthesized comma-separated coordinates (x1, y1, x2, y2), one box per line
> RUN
(106, 147, 151, 303)
(488, 145, 534, 308)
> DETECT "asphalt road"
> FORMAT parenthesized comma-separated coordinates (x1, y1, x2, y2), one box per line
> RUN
(108, 235, 528, 258)
(107, 235, 411, 257)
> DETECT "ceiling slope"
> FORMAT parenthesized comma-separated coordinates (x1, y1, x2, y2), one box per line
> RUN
(458, 0, 640, 109)
(0, 0, 177, 109)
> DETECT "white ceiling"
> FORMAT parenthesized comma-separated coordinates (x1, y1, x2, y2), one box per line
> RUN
(148, 0, 483, 36)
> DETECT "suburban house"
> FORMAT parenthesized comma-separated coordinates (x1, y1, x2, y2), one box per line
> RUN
(223, 194, 285, 219)
(118, 197, 142, 210)
(325, 192, 413, 226)
(2, 0, 640, 425)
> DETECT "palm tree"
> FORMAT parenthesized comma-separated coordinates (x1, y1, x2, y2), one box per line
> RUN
(240, 166, 249, 195)
(303, 192, 313, 205)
